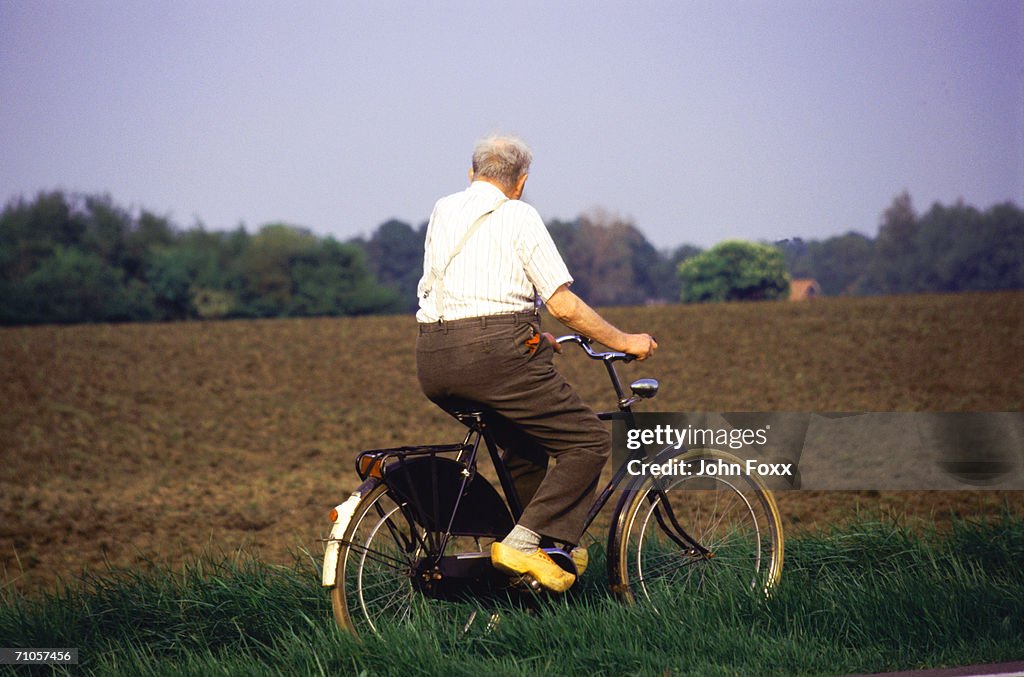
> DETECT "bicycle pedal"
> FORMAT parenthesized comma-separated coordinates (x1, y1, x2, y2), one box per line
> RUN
(511, 574, 544, 593)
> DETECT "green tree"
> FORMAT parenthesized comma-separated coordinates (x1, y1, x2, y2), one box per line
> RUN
(236, 224, 315, 315)
(146, 245, 226, 319)
(976, 202, 1024, 290)
(237, 223, 399, 318)
(652, 244, 702, 301)
(289, 237, 400, 316)
(80, 194, 132, 269)
(15, 246, 154, 323)
(858, 191, 918, 294)
(813, 233, 874, 295)
(547, 212, 678, 306)
(0, 191, 88, 283)
(777, 233, 873, 295)
(678, 240, 790, 303)
(358, 219, 425, 312)
(124, 211, 176, 280)
(911, 200, 1024, 293)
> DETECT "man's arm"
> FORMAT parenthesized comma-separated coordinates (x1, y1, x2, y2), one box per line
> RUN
(544, 284, 657, 360)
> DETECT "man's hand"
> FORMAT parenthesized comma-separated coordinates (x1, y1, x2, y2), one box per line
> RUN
(623, 333, 657, 361)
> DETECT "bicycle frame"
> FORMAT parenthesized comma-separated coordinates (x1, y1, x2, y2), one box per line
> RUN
(348, 334, 707, 565)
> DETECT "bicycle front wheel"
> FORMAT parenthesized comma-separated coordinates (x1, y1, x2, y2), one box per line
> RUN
(609, 448, 784, 606)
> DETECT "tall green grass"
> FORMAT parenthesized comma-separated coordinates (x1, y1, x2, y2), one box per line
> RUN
(2, 515, 1023, 676)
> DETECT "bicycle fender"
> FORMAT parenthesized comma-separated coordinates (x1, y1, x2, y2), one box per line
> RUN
(321, 477, 380, 588)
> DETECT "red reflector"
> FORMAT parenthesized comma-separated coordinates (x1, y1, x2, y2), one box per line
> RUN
(358, 455, 383, 478)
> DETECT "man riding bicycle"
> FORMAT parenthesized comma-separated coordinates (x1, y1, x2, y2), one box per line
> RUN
(415, 134, 657, 592)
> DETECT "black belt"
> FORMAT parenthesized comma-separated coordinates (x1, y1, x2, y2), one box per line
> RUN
(418, 310, 539, 334)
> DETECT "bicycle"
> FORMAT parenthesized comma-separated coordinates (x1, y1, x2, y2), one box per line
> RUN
(321, 334, 784, 637)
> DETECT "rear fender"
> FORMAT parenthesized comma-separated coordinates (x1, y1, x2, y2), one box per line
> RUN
(320, 477, 380, 588)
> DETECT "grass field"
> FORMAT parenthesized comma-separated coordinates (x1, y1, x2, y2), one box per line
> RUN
(1, 291, 1022, 595)
(1, 515, 1022, 675)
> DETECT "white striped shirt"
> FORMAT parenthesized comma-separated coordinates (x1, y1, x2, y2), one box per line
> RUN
(416, 181, 573, 322)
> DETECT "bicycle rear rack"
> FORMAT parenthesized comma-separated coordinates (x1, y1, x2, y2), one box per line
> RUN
(355, 443, 469, 481)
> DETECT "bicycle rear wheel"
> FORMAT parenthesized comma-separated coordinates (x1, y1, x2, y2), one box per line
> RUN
(609, 448, 783, 606)
(330, 482, 504, 637)
(331, 482, 420, 635)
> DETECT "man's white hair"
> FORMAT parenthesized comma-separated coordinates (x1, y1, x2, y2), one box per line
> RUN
(472, 135, 532, 190)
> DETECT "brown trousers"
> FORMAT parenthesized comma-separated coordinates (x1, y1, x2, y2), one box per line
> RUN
(416, 312, 610, 545)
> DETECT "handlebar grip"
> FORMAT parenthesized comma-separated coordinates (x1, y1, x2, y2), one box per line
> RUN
(622, 334, 659, 362)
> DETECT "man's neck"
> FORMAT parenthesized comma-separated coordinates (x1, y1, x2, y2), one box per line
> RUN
(472, 178, 516, 199)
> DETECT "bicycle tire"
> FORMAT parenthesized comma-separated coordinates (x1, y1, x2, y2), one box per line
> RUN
(330, 482, 502, 637)
(609, 447, 784, 606)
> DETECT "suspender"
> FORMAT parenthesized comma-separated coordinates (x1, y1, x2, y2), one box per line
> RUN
(422, 198, 508, 320)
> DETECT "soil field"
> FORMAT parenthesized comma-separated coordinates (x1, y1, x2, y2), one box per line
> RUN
(2, 291, 1022, 594)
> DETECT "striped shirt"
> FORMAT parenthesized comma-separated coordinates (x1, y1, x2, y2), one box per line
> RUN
(416, 181, 573, 322)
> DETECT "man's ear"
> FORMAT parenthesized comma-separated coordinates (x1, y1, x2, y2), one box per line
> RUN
(468, 168, 475, 182)
(514, 173, 528, 198)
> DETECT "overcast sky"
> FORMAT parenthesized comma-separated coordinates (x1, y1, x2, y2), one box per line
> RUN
(1, 1, 1021, 249)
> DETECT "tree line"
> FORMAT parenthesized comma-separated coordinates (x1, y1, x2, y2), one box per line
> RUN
(0, 192, 400, 324)
(0, 190, 1021, 325)
(777, 192, 1024, 296)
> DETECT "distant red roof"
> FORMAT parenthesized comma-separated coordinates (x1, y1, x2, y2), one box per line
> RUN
(789, 278, 822, 300)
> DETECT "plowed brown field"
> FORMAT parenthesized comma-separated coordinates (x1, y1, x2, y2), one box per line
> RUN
(2, 292, 1022, 594)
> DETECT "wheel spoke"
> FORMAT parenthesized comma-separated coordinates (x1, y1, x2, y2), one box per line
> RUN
(344, 541, 415, 572)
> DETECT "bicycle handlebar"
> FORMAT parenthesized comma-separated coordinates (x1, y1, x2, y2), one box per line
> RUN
(555, 334, 635, 363)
